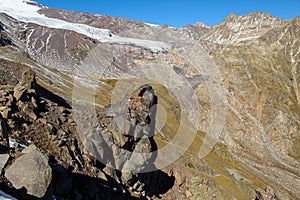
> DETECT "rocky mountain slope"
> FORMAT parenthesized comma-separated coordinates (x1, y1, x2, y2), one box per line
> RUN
(0, 0, 299, 199)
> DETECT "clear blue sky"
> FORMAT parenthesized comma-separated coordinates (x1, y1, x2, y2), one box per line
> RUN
(35, 0, 300, 27)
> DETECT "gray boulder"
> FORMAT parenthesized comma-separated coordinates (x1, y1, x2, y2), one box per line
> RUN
(5, 145, 52, 198)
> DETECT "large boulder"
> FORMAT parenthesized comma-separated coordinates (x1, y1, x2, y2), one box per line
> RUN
(5, 145, 52, 198)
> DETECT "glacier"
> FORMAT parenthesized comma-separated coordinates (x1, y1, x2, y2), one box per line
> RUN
(0, 0, 171, 52)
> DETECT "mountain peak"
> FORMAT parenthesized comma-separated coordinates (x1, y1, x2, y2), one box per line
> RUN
(194, 22, 209, 28)
(204, 11, 286, 44)
(293, 15, 300, 26)
(223, 11, 282, 25)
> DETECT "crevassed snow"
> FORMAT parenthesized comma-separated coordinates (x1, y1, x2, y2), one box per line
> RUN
(0, 0, 171, 52)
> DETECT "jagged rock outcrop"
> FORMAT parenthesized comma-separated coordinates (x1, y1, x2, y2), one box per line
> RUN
(101, 84, 168, 196)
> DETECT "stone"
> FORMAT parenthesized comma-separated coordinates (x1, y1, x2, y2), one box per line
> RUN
(174, 171, 186, 187)
(97, 170, 107, 181)
(186, 190, 192, 198)
(134, 137, 152, 153)
(57, 130, 67, 136)
(103, 165, 118, 181)
(6, 94, 13, 107)
(5, 144, 52, 198)
(22, 103, 37, 120)
(0, 97, 7, 103)
(37, 118, 47, 125)
(31, 97, 38, 108)
(2, 108, 10, 119)
(13, 85, 25, 101)
(0, 154, 9, 171)
(58, 106, 66, 113)
(0, 106, 6, 111)
(121, 170, 133, 185)
(16, 101, 26, 110)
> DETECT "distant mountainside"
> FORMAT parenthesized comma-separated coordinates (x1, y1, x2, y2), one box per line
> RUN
(0, 0, 299, 199)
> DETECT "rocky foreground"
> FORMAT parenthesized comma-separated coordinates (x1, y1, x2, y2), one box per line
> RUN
(0, 66, 181, 199)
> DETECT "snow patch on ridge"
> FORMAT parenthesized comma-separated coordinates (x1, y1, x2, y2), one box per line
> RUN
(0, 0, 171, 52)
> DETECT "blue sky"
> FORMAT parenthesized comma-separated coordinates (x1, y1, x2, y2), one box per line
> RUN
(35, 0, 300, 27)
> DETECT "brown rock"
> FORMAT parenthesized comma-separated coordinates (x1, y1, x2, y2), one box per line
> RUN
(16, 101, 26, 110)
(2, 108, 10, 119)
(174, 171, 186, 187)
(37, 118, 47, 125)
(13, 85, 25, 101)
(31, 97, 38, 109)
(0, 106, 6, 111)
(6, 94, 13, 107)
(186, 190, 192, 198)
(22, 103, 37, 120)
